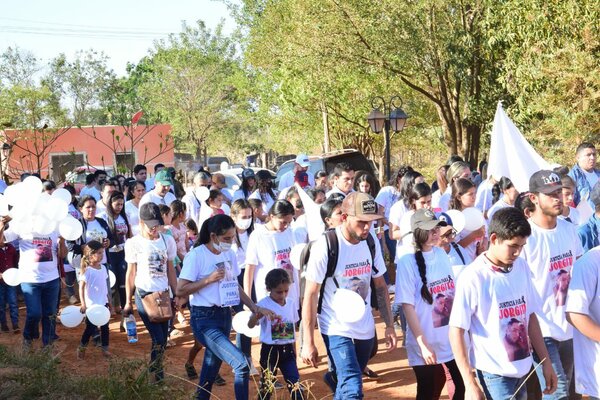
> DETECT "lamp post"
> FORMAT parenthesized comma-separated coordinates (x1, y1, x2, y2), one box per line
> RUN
(367, 96, 409, 182)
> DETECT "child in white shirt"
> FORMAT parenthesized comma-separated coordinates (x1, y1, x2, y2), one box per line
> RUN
(249, 268, 301, 400)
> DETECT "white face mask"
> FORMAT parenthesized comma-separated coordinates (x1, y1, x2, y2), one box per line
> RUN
(214, 240, 232, 253)
(236, 218, 252, 230)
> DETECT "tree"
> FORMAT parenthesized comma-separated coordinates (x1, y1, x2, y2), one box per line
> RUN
(134, 21, 248, 161)
(45, 50, 117, 126)
(232, 0, 511, 166)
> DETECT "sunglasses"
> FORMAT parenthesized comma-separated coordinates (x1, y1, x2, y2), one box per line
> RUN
(441, 229, 457, 239)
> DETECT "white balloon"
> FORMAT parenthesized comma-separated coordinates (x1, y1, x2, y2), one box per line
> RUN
(32, 215, 56, 236)
(0, 195, 8, 216)
(197, 186, 210, 201)
(3, 183, 21, 206)
(2, 268, 21, 286)
(15, 216, 34, 237)
(289, 244, 306, 270)
(22, 190, 41, 210)
(245, 323, 261, 338)
(462, 207, 486, 232)
(60, 305, 85, 328)
(58, 216, 83, 241)
(86, 304, 110, 327)
(232, 310, 253, 335)
(9, 203, 28, 222)
(23, 175, 43, 194)
(332, 289, 366, 323)
(445, 210, 466, 235)
(108, 270, 116, 288)
(52, 188, 72, 205)
(33, 192, 52, 216)
(45, 198, 68, 222)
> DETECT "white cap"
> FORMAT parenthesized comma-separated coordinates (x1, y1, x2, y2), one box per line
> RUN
(295, 153, 310, 167)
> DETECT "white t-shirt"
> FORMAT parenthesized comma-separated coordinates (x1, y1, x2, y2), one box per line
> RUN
(96, 212, 128, 248)
(179, 244, 240, 307)
(487, 199, 512, 221)
(125, 234, 176, 292)
(521, 218, 583, 341)
(565, 247, 600, 398)
(182, 191, 202, 223)
(246, 225, 299, 305)
(125, 200, 141, 236)
(325, 186, 353, 199)
(444, 243, 473, 278)
(257, 296, 299, 345)
(455, 221, 488, 262)
(80, 186, 101, 201)
(95, 200, 108, 215)
(248, 190, 276, 214)
(449, 255, 541, 378)
(4, 230, 60, 283)
(232, 231, 249, 270)
(395, 209, 414, 252)
(558, 207, 581, 226)
(475, 179, 494, 217)
(81, 265, 109, 307)
(85, 218, 108, 264)
(437, 187, 453, 213)
(375, 186, 401, 229)
(139, 190, 177, 208)
(305, 226, 385, 340)
(278, 170, 315, 192)
(395, 246, 456, 366)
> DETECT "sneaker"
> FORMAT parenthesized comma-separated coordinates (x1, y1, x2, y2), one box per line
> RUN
(387, 284, 395, 294)
(68, 295, 78, 305)
(77, 346, 86, 360)
(185, 362, 198, 379)
(1, 323, 9, 332)
(214, 373, 226, 386)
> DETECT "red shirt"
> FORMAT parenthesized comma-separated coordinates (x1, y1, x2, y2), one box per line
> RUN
(0, 243, 17, 274)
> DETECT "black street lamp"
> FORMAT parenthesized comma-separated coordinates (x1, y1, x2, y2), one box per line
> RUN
(367, 96, 409, 182)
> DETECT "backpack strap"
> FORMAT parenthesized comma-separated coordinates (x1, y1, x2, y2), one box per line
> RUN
(317, 229, 339, 315)
(366, 233, 380, 310)
(451, 242, 466, 265)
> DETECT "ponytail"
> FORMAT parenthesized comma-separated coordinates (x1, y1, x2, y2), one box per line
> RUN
(413, 228, 433, 304)
(195, 214, 235, 248)
(492, 183, 501, 204)
(493, 177, 514, 204)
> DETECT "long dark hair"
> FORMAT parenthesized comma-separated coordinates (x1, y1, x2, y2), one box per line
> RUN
(492, 177, 514, 204)
(105, 191, 131, 241)
(230, 199, 254, 247)
(195, 214, 236, 248)
(449, 178, 476, 211)
(268, 199, 295, 218)
(408, 183, 432, 210)
(413, 227, 433, 305)
(400, 170, 423, 208)
(256, 170, 276, 201)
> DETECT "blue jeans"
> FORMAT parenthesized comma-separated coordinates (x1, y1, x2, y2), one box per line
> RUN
(477, 370, 527, 400)
(190, 306, 249, 400)
(21, 278, 60, 346)
(322, 334, 374, 400)
(135, 291, 169, 380)
(0, 281, 18, 326)
(533, 337, 573, 400)
(108, 251, 126, 309)
(259, 343, 301, 400)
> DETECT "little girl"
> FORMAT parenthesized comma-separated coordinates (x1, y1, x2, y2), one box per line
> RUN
(185, 218, 198, 248)
(78, 240, 111, 359)
(450, 178, 487, 260)
(249, 268, 301, 400)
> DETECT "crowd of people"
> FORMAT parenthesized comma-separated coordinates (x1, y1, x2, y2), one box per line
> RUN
(0, 143, 599, 400)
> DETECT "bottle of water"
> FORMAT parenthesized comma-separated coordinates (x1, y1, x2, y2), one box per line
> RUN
(126, 314, 138, 343)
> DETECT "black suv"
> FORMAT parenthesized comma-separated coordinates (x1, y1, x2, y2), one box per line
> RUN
(275, 149, 377, 186)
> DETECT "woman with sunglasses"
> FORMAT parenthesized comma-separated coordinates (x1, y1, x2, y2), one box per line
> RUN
(436, 213, 472, 279)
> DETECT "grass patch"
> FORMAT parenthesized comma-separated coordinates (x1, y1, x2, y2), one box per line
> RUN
(0, 345, 187, 400)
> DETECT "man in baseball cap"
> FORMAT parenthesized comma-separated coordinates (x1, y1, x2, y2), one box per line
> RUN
(278, 153, 315, 191)
(302, 190, 396, 399)
(139, 168, 177, 208)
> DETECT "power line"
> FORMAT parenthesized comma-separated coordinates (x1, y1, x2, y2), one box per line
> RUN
(0, 16, 174, 34)
(0, 26, 174, 41)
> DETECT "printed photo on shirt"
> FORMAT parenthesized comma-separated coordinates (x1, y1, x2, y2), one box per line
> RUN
(341, 258, 373, 301)
(344, 276, 369, 300)
(499, 296, 530, 362)
(87, 228, 106, 243)
(33, 238, 53, 263)
(429, 275, 455, 328)
(218, 260, 235, 282)
(553, 269, 570, 307)
(147, 249, 167, 277)
(275, 247, 294, 283)
(271, 317, 294, 341)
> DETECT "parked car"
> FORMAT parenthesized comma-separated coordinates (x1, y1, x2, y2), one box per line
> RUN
(63, 166, 115, 194)
(275, 149, 376, 187)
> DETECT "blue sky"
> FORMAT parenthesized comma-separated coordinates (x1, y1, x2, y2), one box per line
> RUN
(0, 0, 235, 76)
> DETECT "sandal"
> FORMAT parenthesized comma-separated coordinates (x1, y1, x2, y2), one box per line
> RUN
(363, 367, 379, 379)
(185, 362, 198, 379)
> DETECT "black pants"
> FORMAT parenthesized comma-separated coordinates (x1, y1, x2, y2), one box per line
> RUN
(259, 343, 303, 400)
(412, 359, 465, 400)
(80, 306, 109, 349)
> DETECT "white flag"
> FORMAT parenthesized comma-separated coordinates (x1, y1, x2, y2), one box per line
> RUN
(487, 102, 552, 193)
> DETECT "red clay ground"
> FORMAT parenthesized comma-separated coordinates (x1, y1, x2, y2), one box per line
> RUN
(0, 298, 449, 399)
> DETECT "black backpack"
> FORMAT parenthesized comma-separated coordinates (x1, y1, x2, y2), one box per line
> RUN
(300, 229, 378, 314)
